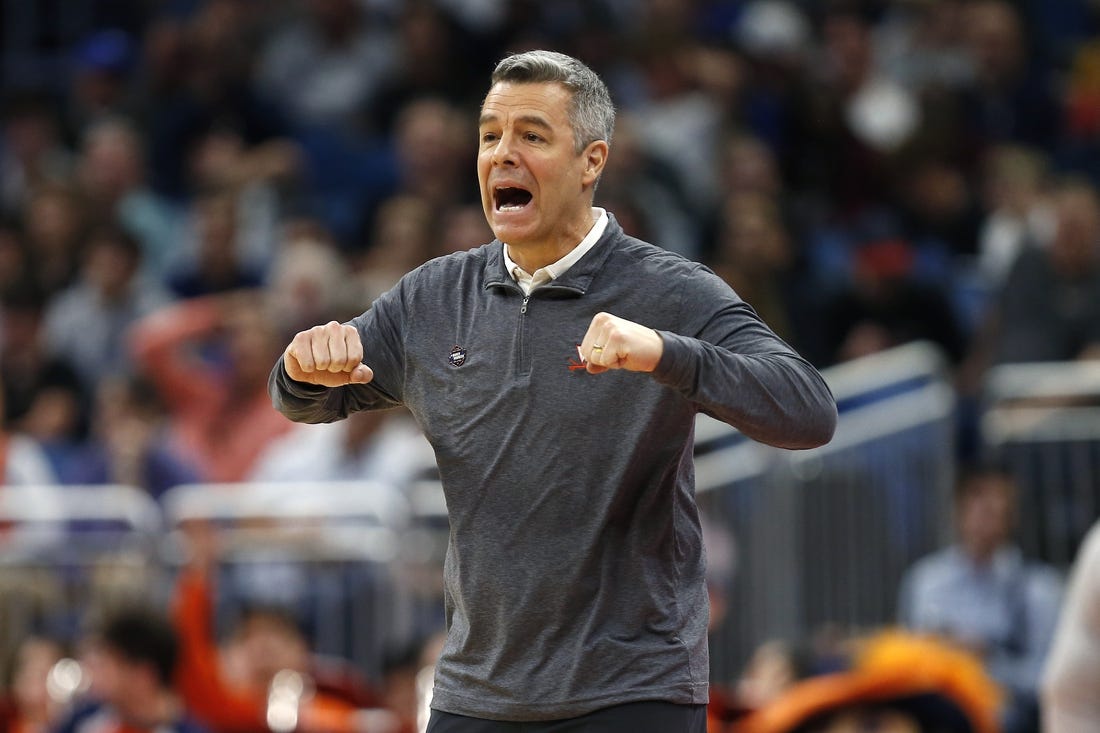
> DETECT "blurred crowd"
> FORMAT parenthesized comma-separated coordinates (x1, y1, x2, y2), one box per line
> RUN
(3, 0, 1100, 486)
(4, 0, 1100, 731)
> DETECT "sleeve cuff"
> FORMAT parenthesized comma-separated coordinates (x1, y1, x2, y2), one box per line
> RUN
(650, 330, 697, 393)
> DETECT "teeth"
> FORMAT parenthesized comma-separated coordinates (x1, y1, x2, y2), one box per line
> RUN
(499, 203, 526, 211)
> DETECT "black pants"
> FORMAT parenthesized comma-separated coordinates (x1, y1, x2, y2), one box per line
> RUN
(426, 701, 708, 733)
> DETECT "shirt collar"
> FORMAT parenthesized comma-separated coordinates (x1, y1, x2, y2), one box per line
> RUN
(502, 208, 608, 289)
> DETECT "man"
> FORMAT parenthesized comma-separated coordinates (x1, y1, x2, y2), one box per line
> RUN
(898, 467, 1063, 733)
(270, 50, 837, 732)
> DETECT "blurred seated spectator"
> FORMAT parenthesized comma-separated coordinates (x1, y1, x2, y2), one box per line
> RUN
(172, 522, 401, 733)
(734, 640, 814, 717)
(254, 0, 396, 137)
(980, 178, 1100, 366)
(975, 145, 1054, 288)
(955, 0, 1061, 155)
(128, 292, 293, 483)
(0, 635, 67, 733)
(60, 375, 200, 500)
(378, 631, 444, 733)
(708, 192, 804, 353)
(819, 237, 966, 366)
(43, 225, 173, 392)
(54, 605, 209, 733)
(734, 630, 1002, 733)
(0, 285, 89, 469)
(65, 29, 139, 139)
(0, 224, 37, 301)
(73, 118, 186, 282)
(897, 467, 1063, 733)
(0, 90, 73, 219)
(184, 125, 303, 280)
(596, 113, 699, 260)
(264, 231, 357, 344)
(0, 374, 64, 562)
(248, 408, 434, 489)
(1042, 518, 1100, 732)
(432, 204, 494, 259)
(355, 195, 436, 302)
(167, 191, 264, 300)
(0, 375, 57, 487)
(21, 184, 87, 298)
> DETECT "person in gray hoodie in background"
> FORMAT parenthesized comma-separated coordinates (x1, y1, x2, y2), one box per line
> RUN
(270, 49, 837, 733)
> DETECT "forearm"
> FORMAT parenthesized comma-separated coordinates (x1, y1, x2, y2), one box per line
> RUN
(652, 331, 837, 449)
(268, 357, 398, 424)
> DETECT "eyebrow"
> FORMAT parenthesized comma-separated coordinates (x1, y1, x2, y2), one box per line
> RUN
(478, 113, 553, 130)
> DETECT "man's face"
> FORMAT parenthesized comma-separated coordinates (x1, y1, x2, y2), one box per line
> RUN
(477, 81, 605, 255)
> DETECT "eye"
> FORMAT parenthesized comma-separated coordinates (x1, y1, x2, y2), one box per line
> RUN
(481, 132, 498, 144)
(524, 132, 543, 143)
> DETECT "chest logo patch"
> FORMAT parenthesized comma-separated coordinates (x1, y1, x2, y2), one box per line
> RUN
(448, 345, 468, 367)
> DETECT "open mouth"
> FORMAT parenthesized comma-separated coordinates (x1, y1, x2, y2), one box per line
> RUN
(494, 186, 533, 212)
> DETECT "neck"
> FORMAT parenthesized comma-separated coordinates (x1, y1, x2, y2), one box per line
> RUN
(508, 208, 598, 273)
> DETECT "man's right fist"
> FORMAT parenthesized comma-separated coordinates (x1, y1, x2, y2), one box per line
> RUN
(284, 321, 374, 387)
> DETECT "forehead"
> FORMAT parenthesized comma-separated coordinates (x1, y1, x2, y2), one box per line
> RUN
(479, 81, 573, 126)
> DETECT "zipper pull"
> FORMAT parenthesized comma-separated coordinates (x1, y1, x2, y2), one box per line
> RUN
(520, 295, 530, 314)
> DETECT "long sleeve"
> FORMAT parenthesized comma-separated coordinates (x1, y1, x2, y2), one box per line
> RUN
(269, 284, 406, 425)
(651, 268, 836, 450)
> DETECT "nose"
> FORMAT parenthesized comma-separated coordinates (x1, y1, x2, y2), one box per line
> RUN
(491, 131, 517, 167)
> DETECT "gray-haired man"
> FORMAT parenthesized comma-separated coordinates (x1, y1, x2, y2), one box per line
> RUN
(270, 50, 837, 732)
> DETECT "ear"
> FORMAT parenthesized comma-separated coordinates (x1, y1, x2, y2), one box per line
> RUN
(580, 140, 609, 189)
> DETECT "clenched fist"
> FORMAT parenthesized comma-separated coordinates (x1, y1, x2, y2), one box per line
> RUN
(579, 312, 664, 374)
(284, 321, 374, 387)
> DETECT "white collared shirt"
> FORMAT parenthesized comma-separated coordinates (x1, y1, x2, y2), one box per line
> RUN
(503, 208, 608, 294)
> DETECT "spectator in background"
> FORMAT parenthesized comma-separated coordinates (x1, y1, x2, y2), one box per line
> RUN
(254, 0, 396, 137)
(1042, 519, 1100, 732)
(55, 605, 209, 733)
(708, 192, 801, 353)
(128, 291, 293, 483)
(167, 191, 264, 299)
(44, 225, 173, 392)
(975, 145, 1054, 289)
(984, 179, 1100, 365)
(956, 0, 1061, 155)
(265, 230, 357, 343)
(171, 521, 397, 733)
(0, 91, 73, 220)
(366, 2, 484, 136)
(64, 30, 139, 140)
(898, 467, 1063, 733)
(735, 630, 1002, 733)
(0, 635, 67, 733)
(21, 184, 87, 298)
(595, 113, 698, 259)
(61, 375, 199, 500)
(432, 204, 494, 259)
(248, 408, 435, 491)
(140, 1, 288, 201)
(384, 98, 474, 223)
(0, 286, 89, 467)
(0, 224, 38, 302)
(355, 195, 436, 301)
(818, 237, 966, 366)
(73, 118, 185, 282)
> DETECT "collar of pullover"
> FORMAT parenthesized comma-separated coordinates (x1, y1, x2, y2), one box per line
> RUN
(483, 213, 624, 296)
